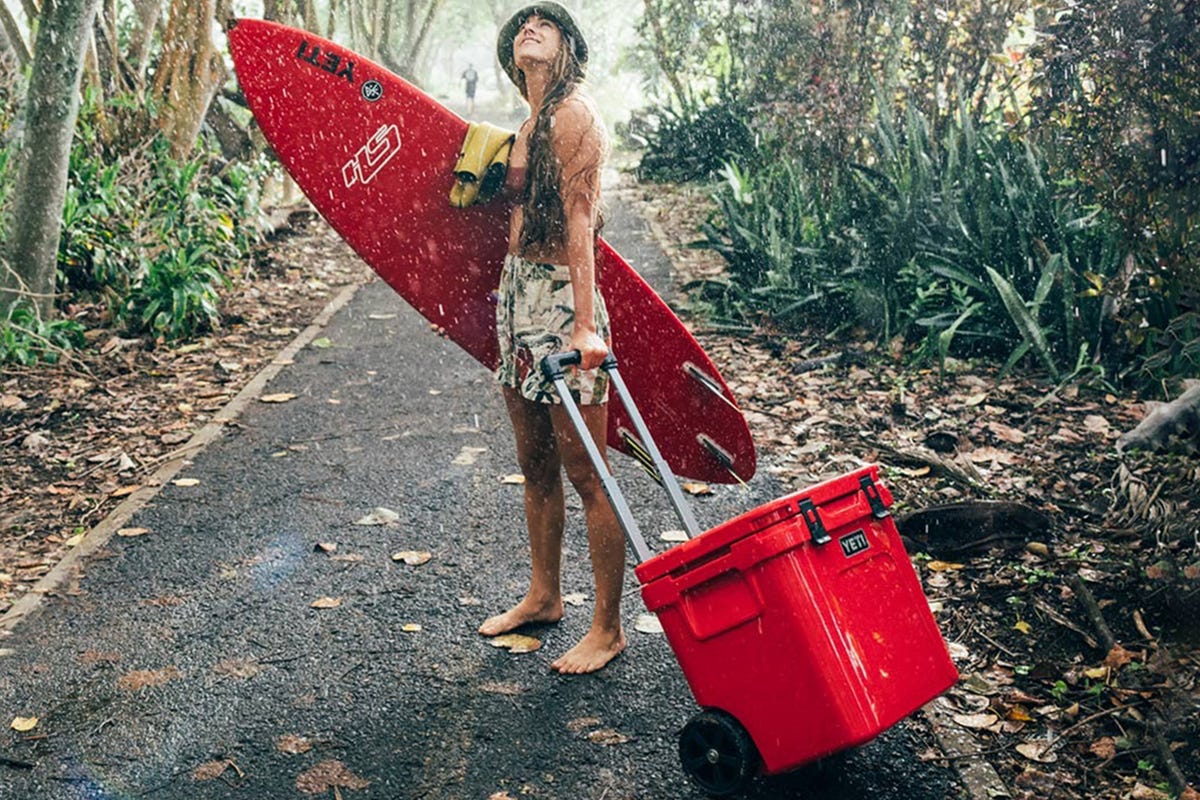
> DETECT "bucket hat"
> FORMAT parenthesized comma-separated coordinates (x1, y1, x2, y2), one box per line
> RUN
(497, 2, 588, 85)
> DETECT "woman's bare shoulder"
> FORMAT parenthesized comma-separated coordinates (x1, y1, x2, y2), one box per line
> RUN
(553, 94, 607, 152)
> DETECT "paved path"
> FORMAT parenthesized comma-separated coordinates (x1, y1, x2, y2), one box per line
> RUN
(0, 189, 959, 799)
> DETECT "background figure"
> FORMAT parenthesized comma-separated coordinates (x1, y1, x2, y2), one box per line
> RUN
(462, 63, 479, 114)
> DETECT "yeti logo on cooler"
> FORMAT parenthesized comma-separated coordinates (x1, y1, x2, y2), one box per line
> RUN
(342, 124, 402, 188)
(839, 529, 870, 558)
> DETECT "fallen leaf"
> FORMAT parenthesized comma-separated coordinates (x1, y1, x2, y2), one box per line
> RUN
(1015, 742, 1058, 763)
(315, 542, 338, 554)
(192, 760, 233, 781)
(488, 633, 541, 654)
(276, 734, 314, 755)
(488, 793, 517, 800)
(682, 483, 712, 496)
(953, 713, 1000, 730)
(1013, 620, 1033, 635)
(10, 716, 38, 732)
(587, 728, 632, 745)
(260, 393, 297, 404)
(116, 527, 150, 538)
(1083, 415, 1111, 435)
(660, 530, 688, 542)
(1129, 784, 1170, 800)
(500, 474, 526, 485)
(927, 560, 965, 572)
(566, 716, 602, 733)
(111, 485, 139, 498)
(1007, 705, 1034, 722)
(1103, 645, 1137, 670)
(1084, 666, 1109, 680)
(295, 760, 370, 794)
(172, 478, 201, 487)
(213, 658, 261, 679)
(311, 337, 334, 349)
(562, 592, 587, 607)
(391, 550, 432, 566)
(116, 667, 183, 691)
(64, 533, 85, 547)
(987, 421, 1027, 444)
(310, 597, 342, 609)
(1089, 736, 1117, 760)
(634, 614, 664, 634)
(402, 623, 422, 632)
(452, 446, 488, 465)
(354, 507, 399, 526)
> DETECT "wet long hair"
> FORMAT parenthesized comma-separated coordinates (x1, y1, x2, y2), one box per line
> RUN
(512, 15, 603, 251)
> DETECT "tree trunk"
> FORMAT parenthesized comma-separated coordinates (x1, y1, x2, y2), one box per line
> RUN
(151, 0, 224, 159)
(128, 0, 161, 90)
(641, 0, 688, 106)
(1, 0, 102, 319)
(0, 0, 31, 67)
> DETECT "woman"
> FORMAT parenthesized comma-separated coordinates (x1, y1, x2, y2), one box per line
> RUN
(478, 3, 625, 675)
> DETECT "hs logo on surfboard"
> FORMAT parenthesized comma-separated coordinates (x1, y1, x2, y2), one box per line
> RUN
(343, 125, 402, 188)
(839, 529, 870, 558)
(296, 39, 355, 83)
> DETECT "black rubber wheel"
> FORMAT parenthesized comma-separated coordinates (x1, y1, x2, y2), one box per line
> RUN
(678, 709, 759, 797)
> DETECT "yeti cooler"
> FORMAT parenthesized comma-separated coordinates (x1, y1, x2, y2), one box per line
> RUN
(634, 465, 958, 775)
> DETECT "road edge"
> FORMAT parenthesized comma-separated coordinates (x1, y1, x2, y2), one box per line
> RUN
(0, 280, 365, 637)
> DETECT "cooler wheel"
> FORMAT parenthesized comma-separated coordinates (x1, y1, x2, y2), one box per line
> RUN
(678, 709, 759, 797)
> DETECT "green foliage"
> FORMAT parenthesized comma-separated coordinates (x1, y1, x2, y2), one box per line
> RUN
(119, 246, 226, 340)
(634, 93, 756, 183)
(48, 93, 268, 342)
(696, 100, 1129, 379)
(0, 304, 86, 366)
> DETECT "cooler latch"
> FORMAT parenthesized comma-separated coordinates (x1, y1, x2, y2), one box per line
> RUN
(798, 498, 831, 545)
(860, 475, 889, 518)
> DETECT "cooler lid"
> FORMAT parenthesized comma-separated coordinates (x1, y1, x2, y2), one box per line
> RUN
(635, 465, 888, 585)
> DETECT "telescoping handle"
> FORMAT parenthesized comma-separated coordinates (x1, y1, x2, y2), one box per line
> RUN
(541, 351, 702, 565)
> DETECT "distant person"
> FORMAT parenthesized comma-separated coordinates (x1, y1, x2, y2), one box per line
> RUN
(462, 63, 479, 114)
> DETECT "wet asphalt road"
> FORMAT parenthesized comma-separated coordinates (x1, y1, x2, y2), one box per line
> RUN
(0, 194, 961, 799)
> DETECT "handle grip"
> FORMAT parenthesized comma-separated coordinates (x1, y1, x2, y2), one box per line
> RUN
(540, 350, 616, 382)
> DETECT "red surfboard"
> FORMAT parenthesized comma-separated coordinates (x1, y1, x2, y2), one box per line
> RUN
(227, 19, 755, 483)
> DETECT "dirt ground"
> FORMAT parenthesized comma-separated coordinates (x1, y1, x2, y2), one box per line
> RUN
(2, 182, 1198, 800)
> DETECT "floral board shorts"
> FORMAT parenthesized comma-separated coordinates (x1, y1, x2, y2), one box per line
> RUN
(495, 254, 611, 405)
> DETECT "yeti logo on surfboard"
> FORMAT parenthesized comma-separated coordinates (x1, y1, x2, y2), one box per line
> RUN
(342, 124, 402, 188)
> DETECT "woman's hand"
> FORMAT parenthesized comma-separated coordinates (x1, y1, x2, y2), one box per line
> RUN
(569, 327, 609, 371)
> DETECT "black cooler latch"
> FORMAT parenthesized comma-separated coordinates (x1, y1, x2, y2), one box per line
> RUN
(860, 475, 889, 518)
(798, 498, 831, 545)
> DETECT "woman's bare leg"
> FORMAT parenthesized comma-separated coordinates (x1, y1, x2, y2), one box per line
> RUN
(547, 400, 627, 674)
(479, 387, 567, 635)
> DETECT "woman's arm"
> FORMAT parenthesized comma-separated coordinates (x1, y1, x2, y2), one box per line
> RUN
(553, 98, 608, 370)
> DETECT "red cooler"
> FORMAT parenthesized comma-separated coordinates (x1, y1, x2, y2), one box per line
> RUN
(635, 465, 958, 776)
(540, 353, 958, 796)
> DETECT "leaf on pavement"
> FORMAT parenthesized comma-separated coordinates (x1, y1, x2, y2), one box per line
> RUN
(213, 658, 261, 679)
(172, 478, 201, 487)
(116, 527, 150, 538)
(562, 592, 587, 607)
(10, 716, 38, 732)
(315, 542, 338, 554)
(402, 623, 423, 632)
(660, 530, 688, 542)
(587, 728, 632, 745)
(117, 667, 183, 691)
(295, 760, 370, 794)
(260, 393, 297, 404)
(354, 507, 399, 526)
(478, 681, 527, 696)
(310, 597, 342, 609)
(634, 613, 664, 634)
(500, 474, 525, 485)
(682, 483, 712, 496)
(192, 760, 235, 781)
(488, 633, 541, 654)
(276, 734, 315, 755)
(391, 550, 432, 566)
(452, 446, 488, 465)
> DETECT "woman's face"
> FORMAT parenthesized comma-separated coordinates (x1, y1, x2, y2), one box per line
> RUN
(512, 13, 563, 72)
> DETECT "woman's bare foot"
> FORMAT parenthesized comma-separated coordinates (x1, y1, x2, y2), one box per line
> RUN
(478, 596, 563, 636)
(550, 627, 627, 675)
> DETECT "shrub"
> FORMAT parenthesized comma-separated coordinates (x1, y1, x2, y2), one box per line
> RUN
(635, 93, 756, 184)
(0, 304, 86, 366)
